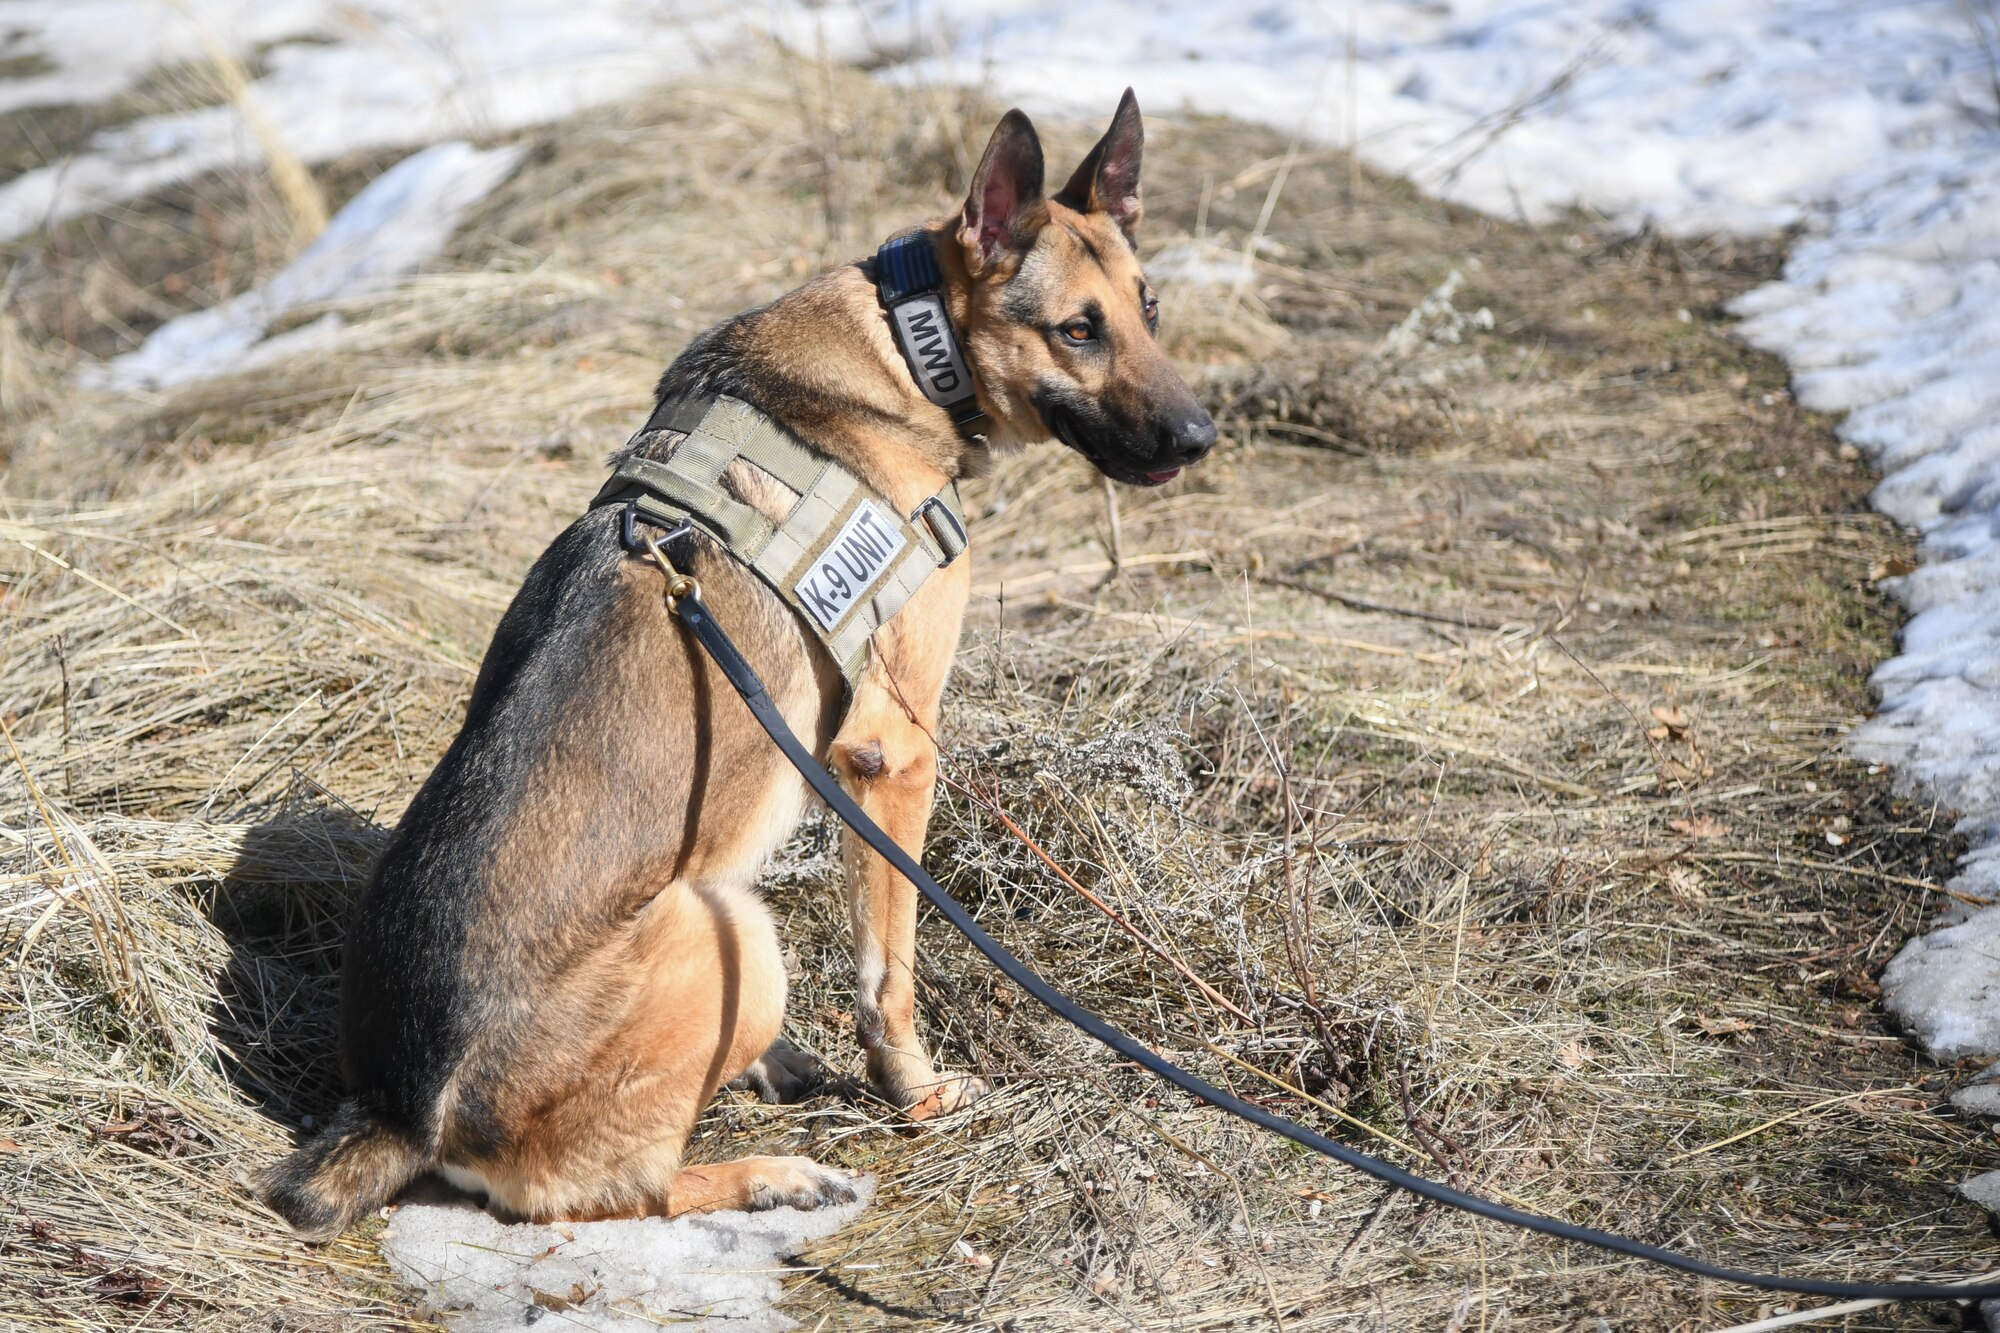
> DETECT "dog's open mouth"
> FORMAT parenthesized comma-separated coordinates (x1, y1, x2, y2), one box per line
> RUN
(1048, 406, 1181, 488)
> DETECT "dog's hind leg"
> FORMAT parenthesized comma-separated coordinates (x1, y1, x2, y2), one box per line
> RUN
(473, 878, 853, 1222)
(829, 561, 987, 1120)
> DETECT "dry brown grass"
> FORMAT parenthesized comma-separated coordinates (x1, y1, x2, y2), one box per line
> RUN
(1, 60, 1994, 1332)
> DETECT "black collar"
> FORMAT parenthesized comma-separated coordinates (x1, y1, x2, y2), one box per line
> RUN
(873, 231, 988, 438)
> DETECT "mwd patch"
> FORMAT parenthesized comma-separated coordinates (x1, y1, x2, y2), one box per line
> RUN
(874, 230, 987, 432)
(888, 295, 974, 410)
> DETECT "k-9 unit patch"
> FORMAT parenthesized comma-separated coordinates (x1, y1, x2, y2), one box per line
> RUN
(792, 501, 909, 632)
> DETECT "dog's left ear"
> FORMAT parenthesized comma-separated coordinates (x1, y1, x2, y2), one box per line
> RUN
(1056, 88, 1143, 244)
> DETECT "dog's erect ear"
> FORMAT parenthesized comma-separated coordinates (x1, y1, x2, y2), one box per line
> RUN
(959, 109, 1044, 269)
(1056, 88, 1143, 243)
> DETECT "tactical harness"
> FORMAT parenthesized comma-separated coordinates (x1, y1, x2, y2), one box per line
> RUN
(596, 228, 2000, 1306)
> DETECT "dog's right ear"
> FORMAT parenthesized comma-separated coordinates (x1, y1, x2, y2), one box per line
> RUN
(957, 109, 1044, 272)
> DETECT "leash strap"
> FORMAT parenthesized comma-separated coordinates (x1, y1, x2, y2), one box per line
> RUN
(656, 563, 2000, 1304)
(875, 231, 988, 435)
(595, 393, 968, 684)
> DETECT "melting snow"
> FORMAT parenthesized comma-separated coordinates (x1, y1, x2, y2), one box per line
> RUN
(902, 0, 1992, 235)
(379, 1176, 872, 1333)
(0, 0, 327, 119)
(1730, 153, 2000, 1061)
(0, 1, 829, 240)
(85, 139, 524, 392)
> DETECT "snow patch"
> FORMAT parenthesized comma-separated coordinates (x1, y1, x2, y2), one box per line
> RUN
(23, 1, 1986, 248)
(1880, 912, 2000, 1062)
(85, 140, 524, 392)
(1731, 147, 2000, 1058)
(1961, 1169, 2000, 1214)
(904, 0, 1989, 235)
(380, 1176, 872, 1333)
(0, 0, 332, 119)
(1953, 1079, 2000, 1120)
(0, 1, 861, 241)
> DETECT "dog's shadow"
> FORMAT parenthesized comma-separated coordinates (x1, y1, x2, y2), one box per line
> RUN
(208, 802, 386, 1143)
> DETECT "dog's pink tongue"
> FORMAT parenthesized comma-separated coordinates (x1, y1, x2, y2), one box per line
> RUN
(1145, 468, 1182, 484)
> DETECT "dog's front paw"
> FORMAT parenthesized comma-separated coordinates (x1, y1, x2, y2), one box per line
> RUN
(904, 1071, 989, 1122)
(729, 1037, 823, 1104)
(868, 1053, 989, 1121)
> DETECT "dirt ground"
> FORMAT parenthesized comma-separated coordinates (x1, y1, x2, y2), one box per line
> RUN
(1, 63, 1995, 1331)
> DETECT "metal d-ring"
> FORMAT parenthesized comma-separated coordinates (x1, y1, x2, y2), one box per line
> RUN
(620, 502, 701, 609)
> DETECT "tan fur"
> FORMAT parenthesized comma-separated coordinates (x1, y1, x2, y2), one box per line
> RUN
(942, 204, 1167, 452)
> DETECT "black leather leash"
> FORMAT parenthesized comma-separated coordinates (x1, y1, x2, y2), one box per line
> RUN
(639, 526, 2000, 1304)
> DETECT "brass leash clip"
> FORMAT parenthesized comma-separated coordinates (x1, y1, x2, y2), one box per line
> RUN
(644, 533, 701, 612)
(621, 501, 701, 612)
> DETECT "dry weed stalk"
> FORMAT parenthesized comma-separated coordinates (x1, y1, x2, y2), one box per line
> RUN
(167, 0, 330, 246)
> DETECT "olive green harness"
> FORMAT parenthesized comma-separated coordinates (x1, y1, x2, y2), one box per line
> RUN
(591, 392, 968, 685)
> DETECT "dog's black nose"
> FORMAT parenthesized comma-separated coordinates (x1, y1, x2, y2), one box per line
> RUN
(1159, 410, 1217, 465)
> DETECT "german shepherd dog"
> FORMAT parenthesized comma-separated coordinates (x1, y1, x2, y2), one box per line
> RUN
(261, 90, 1215, 1237)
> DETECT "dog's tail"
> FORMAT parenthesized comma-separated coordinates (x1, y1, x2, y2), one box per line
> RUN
(258, 1101, 426, 1240)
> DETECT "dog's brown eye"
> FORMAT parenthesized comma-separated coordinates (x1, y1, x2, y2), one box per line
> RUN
(1060, 319, 1094, 344)
(1143, 297, 1160, 330)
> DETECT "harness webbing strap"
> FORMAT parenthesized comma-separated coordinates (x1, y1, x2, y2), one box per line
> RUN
(608, 455, 775, 553)
(658, 567, 2000, 1306)
(593, 392, 966, 684)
